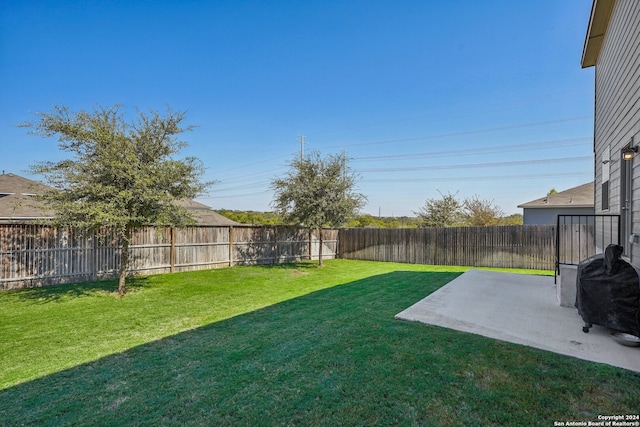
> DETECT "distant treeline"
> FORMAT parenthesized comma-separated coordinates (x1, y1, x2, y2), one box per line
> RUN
(215, 210, 523, 228)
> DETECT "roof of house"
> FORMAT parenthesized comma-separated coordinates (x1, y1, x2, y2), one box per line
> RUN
(0, 173, 54, 219)
(517, 182, 595, 209)
(175, 199, 240, 226)
(0, 172, 238, 226)
(581, 0, 617, 68)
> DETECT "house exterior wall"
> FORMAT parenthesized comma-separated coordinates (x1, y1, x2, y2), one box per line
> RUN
(522, 207, 595, 225)
(593, 0, 640, 264)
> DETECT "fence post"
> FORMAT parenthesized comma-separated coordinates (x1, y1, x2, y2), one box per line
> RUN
(91, 230, 97, 282)
(229, 226, 234, 267)
(273, 226, 278, 264)
(170, 227, 176, 273)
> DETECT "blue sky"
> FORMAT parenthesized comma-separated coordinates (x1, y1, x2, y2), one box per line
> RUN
(1, 0, 595, 216)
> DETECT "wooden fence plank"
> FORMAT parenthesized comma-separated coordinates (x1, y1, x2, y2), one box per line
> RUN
(339, 225, 556, 270)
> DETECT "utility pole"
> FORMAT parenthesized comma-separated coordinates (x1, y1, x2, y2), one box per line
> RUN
(298, 134, 307, 161)
(342, 149, 347, 181)
(342, 150, 347, 199)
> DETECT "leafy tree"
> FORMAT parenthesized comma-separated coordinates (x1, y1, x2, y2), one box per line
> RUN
(415, 191, 463, 227)
(462, 195, 504, 226)
(547, 188, 558, 196)
(214, 209, 280, 225)
(346, 214, 419, 228)
(346, 214, 387, 228)
(23, 104, 211, 295)
(500, 213, 524, 225)
(271, 151, 366, 265)
(213, 210, 421, 228)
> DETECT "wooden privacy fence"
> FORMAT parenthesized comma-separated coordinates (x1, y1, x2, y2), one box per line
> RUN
(339, 225, 556, 270)
(2, 223, 561, 290)
(0, 224, 338, 290)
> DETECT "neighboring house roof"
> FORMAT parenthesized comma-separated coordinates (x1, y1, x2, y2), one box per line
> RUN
(175, 199, 240, 226)
(518, 182, 595, 209)
(0, 173, 54, 220)
(581, 0, 616, 67)
(0, 172, 238, 226)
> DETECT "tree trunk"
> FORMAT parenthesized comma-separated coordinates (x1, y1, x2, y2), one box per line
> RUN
(118, 226, 131, 296)
(318, 228, 323, 266)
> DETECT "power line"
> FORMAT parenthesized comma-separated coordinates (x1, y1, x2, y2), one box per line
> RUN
(363, 171, 590, 183)
(209, 149, 592, 199)
(358, 156, 592, 173)
(217, 166, 288, 184)
(211, 181, 273, 193)
(213, 154, 290, 174)
(311, 89, 590, 139)
(353, 137, 591, 162)
(205, 191, 270, 200)
(211, 136, 591, 191)
(202, 117, 594, 204)
(317, 116, 592, 150)
(206, 124, 591, 191)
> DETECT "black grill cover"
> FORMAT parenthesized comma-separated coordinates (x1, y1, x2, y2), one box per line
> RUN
(575, 244, 640, 335)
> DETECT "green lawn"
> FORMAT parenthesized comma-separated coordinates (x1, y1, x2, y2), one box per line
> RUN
(0, 259, 638, 426)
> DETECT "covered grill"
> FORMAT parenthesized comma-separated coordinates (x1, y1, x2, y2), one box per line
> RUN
(575, 244, 640, 336)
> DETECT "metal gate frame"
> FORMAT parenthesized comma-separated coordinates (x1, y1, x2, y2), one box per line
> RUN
(555, 214, 620, 282)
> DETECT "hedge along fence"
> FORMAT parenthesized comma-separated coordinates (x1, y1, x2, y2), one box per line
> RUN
(0, 224, 339, 290)
(338, 225, 556, 271)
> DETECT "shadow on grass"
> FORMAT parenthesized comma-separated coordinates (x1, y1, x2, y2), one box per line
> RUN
(254, 261, 322, 270)
(1, 270, 639, 426)
(5, 276, 152, 303)
(5, 262, 319, 304)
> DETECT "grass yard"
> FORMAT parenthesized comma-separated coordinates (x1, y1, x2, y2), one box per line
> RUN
(0, 259, 638, 426)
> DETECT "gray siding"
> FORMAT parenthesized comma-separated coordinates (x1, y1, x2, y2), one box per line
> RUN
(522, 208, 595, 225)
(593, 0, 640, 264)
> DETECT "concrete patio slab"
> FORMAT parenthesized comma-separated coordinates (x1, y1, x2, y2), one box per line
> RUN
(395, 269, 640, 372)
